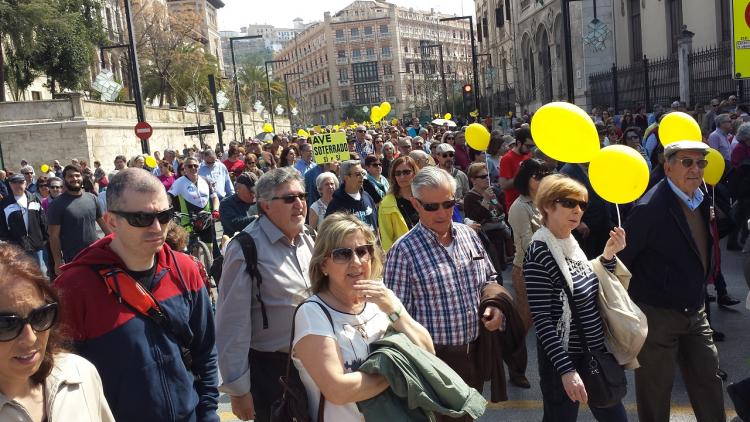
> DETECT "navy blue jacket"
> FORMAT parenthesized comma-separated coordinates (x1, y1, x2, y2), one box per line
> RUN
(325, 183, 378, 231)
(619, 180, 713, 311)
(219, 193, 256, 237)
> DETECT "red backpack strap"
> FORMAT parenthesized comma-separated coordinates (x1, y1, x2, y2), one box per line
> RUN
(96, 267, 163, 317)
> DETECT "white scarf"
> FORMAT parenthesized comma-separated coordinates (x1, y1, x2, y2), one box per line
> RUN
(531, 226, 592, 350)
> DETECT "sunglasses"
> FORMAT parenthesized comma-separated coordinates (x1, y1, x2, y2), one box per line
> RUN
(417, 198, 456, 212)
(523, 143, 535, 148)
(357, 130, 366, 133)
(678, 158, 708, 169)
(474, 174, 489, 179)
(0, 303, 58, 342)
(394, 169, 413, 177)
(626, 135, 640, 140)
(185, 164, 199, 169)
(555, 198, 588, 212)
(22, 172, 33, 175)
(370, 162, 382, 167)
(272, 192, 307, 203)
(330, 244, 374, 264)
(48, 185, 63, 189)
(110, 208, 174, 227)
(441, 152, 454, 158)
(245, 161, 256, 165)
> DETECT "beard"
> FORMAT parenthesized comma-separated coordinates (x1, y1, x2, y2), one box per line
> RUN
(64, 180, 82, 192)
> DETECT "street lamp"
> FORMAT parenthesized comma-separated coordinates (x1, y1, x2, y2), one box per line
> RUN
(440, 16, 480, 117)
(122, 0, 148, 153)
(421, 44, 449, 115)
(229, 35, 262, 141)
(400, 64, 418, 116)
(283, 71, 302, 129)
(264, 59, 288, 130)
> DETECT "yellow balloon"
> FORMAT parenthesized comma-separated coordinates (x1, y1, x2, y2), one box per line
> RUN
(391, 118, 399, 125)
(262, 123, 273, 133)
(530, 102, 600, 163)
(465, 123, 491, 151)
(40, 164, 50, 173)
(444, 113, 452, 120)
(370, 106, 382, 122)
(333, 125, 339, 131)
(313, 125, 322, 133)
(145, 155, 157, 168)
(659, 112, 702, 146)
(703, 147, 725, 185)
(380, 102, 391, 117)
(589, 145, 650, 204)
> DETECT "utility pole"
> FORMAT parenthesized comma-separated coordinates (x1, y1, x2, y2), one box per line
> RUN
(123, 0, 148, 153)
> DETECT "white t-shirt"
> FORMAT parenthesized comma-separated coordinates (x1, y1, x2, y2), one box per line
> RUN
(168, 176, 214, 208)
(14, 195, 29, 229)
(292, 296, 393, 422)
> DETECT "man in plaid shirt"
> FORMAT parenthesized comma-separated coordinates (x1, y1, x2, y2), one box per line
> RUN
(384, 166, 505, 422)
(353, 124, 374, 160)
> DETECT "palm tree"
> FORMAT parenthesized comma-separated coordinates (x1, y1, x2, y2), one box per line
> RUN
(236, 63, 285, 111)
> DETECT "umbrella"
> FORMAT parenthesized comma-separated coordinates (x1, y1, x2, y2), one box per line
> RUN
(431, 118, 457, 127)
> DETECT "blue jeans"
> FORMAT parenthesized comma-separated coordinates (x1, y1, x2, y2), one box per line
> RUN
(537, 340, 628, 422)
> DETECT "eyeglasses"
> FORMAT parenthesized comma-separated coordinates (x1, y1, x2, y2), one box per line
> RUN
(271, 192, 307, 203)
(0, 303, 58, 342)
(474, 174, 489, 179)
(185, 164, 199, 169)
(356, 129, 366, 133)
(21, 172, 33, 175)
(554, 198, 588, 212)
(441, 152, 454, 158)
(48, 185, 63, 189)
(678, 158, 709, 169)
(245, 161, 256, 165)
(394, 169, 413, 177)
(110, 208, 174, 227)
(370, 162, 382, 167)
(330, 244, 374, 264)
(349, 171, 366, 178)
(416, 198, 456, 212)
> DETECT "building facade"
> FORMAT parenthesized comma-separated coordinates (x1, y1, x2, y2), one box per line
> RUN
(273, 0, 474, 125)
(166, 0, 225, 73)
(245, 20, 307, 52)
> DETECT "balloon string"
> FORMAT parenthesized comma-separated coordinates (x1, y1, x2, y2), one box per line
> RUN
(616, 203, 621, 228)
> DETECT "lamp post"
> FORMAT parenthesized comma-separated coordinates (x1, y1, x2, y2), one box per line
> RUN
(440, 16, 480, 116)
(283, 71, 302, 129)
(422, 44, 449, 115)
(122, 0, 148, 153)
(264, 59, 288, 130)
(229, 35, 262, 142)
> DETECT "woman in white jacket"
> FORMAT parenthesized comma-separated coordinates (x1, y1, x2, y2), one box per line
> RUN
(0, 244, 114, 422)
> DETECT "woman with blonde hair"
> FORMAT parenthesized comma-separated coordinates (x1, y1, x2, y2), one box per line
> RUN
(378, 156, 420, 251)
(292, 213, 433, 421)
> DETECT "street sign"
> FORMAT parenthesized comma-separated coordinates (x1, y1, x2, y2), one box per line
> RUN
(134, 121, 153, 140)
(732, 0, 750, 79)
(183, 125, 215, 136)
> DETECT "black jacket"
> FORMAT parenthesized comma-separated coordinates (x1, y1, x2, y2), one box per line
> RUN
(0, 192, 48, 252)
(325, 183, 378, 230)
(619, 180, 713, 311)
(219, 193, 257, 237)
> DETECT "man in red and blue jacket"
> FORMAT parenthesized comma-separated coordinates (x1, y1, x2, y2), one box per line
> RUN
(54, 168, 219, 422)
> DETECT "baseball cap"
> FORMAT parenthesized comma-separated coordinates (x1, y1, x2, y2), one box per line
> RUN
(236, 172, 258, 189)
(8, 173, 25, 183)
(435, 143, 455, 154)
(671, 100, 681, 109)
(663, 140, 709, 159)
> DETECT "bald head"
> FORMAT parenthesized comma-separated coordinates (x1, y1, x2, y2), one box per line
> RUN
(107, 168, 167, 211)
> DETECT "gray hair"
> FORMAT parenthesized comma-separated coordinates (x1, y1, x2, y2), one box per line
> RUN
(736, 122, 750, 143)
(255, 167, 304, 206)
(20, 165, 34, 175)
(107, 168, 167, 211)
(315, 171, 340, 194)
(383, 141, 395, 151)
(339, 160, 361, 178)
(408, 149, 430, 163)
(411, 166, 456, 200)
(715, 113, 731, 127)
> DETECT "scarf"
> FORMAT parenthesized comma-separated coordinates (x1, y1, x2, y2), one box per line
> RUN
(531, 226, 592, 350)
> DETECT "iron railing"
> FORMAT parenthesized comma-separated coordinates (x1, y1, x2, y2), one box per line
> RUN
(689, 42, 735, 107)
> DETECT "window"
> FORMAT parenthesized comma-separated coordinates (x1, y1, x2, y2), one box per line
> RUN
(382, 46, 391, 56)
(629, 0, 642, 62)
(339, 68, 349, 80)
(383, 63, 392, 75)
(352, 49, 361, 58)
(364, 26, 373, 35)
(666, 0, 683, 54)
(366, 47, 375, 56)
(354, 83, 381, 105)
(351, 28, 359, 37)
(336, 29, 344, 39)
(31, 91, 41, 101)
(385, 85, 394, 97)
(352, 62, 379, 83)
(337, 50, 346, 58)
(404, 45, 409, 53)
(380, 24, 389, 34)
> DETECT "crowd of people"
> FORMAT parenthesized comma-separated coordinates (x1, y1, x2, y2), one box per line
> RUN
(0, 96, 748, 422)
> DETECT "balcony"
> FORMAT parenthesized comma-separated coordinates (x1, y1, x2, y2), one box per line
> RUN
(382, 74, 394, 81)
(335, 37, 347, 44)
(381, 51, 392, 59)
(364, 33, 375, 40)
(379, 31, 390, 39)
(351, 55, 365, 63)
(350, 34, 361, 41)
(386, 96, 397, 103)
(338, 79, 350, 86)
(336, 57, 348, 65)
(365, 54, 377, 61)
(340, 100, 352, 107)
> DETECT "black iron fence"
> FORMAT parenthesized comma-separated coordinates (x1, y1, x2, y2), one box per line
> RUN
(589, 42, 741, 113)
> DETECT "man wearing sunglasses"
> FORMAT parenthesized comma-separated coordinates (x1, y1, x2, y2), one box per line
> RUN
(216, 167, 316, 422)
(54, 168, 220, 421)
(0, 173, 48, 272)
(324, 160, 378, 232)
(353, 125, 374, 161)
(384, 167, 507, 422)
(435, 143, 470, 202)
(619, 141, 726, 422)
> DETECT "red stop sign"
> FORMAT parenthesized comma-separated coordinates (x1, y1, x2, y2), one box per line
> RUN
(134, 121, 153, 140)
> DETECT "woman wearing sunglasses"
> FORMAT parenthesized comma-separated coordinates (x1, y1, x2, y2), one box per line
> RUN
(0, 244, 114, 421)
(292, 213, 433, 421)
(378, 156, 420, 251)
(523, 174, 628, 422)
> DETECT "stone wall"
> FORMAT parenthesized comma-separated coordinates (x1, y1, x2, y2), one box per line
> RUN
(0, 96, 290, 173)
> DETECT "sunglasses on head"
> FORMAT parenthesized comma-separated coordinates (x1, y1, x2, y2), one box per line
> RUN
(394, 169, 413, 177)
(441, 152, 454, 158)
(330, 244, 374, 264)
(555, 198, 588, 211)
(110, 208, 174, 227)
(677, 158, 708, 169)
(0, 303, 58, 342)
(417, 198, 456, 212)
(271, 192, 307, 203)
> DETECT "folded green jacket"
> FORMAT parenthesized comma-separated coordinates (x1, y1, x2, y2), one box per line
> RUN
(356, 332, 487, 421)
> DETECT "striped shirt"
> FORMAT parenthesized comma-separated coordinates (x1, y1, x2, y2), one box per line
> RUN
(523, 240, 614, 375)
(384, 222, 498, 346)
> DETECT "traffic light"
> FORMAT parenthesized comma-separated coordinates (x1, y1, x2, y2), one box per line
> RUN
(462, 84, 474, 117)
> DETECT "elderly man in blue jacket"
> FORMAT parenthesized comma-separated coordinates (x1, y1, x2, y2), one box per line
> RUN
(619, 140, 725, 422)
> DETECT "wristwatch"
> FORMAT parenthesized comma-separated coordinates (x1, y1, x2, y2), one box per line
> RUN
(387, 305, 403, 323)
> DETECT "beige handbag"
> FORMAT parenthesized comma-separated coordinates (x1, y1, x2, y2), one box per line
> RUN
(590, 257, 648, 369)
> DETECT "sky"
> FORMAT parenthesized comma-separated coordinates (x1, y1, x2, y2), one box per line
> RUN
(217, 0, 475, 32)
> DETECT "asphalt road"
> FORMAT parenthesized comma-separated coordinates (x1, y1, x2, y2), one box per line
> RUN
(215, 237, 749, 422)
